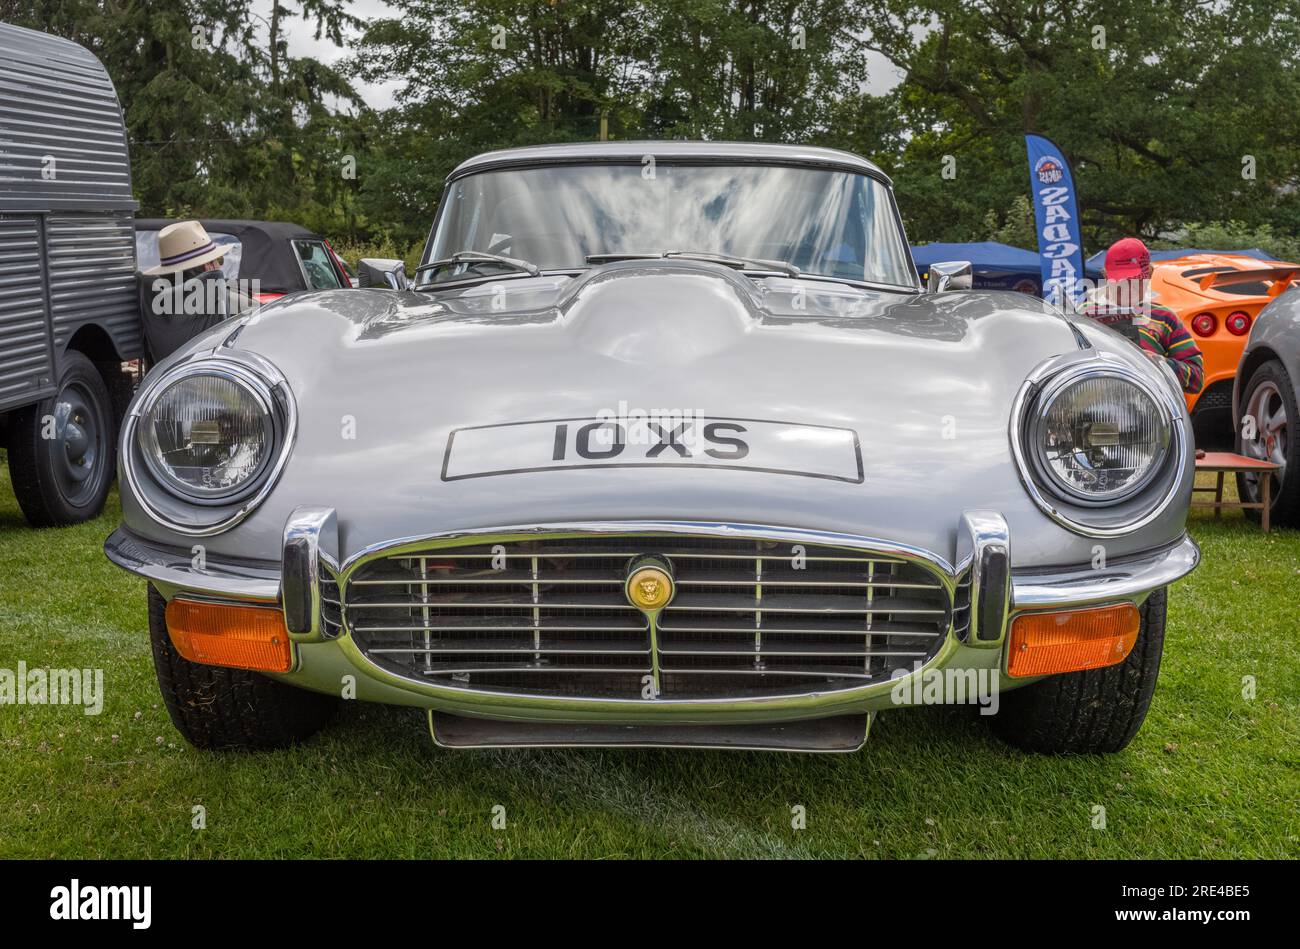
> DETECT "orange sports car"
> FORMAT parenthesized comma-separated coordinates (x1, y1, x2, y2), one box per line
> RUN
(1148, 254, 1298, 443)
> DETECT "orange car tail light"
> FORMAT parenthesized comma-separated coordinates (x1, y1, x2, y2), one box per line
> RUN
(252, 292, 284, 305)
(1225, 311, 1252, 335)
(1007, 603, 1141, 677)
(165, 598, 293, 673)
(1190, 312, 1217, 336)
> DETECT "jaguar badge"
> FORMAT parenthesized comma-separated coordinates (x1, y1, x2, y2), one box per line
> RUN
(626, 561, 674, 611)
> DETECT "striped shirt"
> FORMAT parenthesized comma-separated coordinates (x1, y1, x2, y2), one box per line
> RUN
(1079, 299, 1204, 394)
(1139, 303, 1204, 394)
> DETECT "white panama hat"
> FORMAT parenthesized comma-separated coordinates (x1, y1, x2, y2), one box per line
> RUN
(143, 220, 226, 276)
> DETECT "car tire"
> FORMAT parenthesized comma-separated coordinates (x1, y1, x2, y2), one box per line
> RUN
(5, 350, 117, 526)
(988, 589, 1166, 755)
(1235, 359, 1300, 529)
(148, 586, 337, 750)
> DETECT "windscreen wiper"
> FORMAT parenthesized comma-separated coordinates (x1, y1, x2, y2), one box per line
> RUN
(585, 250, 800, 277)
(584, 252, 662, 264)
(415, 250, 542, 283)
(665, 250, 801, 277)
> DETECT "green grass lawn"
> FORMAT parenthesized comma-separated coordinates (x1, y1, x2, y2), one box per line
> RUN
(1, 453, 1297, 859)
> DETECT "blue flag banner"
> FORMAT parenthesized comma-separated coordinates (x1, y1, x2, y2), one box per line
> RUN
(1025, 134, 1085, 306)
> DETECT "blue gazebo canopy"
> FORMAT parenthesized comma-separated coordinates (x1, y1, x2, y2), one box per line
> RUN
(910, 243, 1281, 292)
(911, 241, 1041, 274)
(910, 241, 1045, 293)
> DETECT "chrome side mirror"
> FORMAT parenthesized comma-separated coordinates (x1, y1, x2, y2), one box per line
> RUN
(927, 260, 973, 293)
(358, 258, 409, 290)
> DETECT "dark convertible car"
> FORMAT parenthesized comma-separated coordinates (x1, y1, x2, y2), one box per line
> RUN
(134, 219, 356, 304)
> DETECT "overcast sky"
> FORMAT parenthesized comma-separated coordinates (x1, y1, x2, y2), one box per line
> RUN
(254, 1, 904, 113)
(252, 0, 403, 109)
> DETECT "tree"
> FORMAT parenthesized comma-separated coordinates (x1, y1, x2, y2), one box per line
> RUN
(4, 0, 364, 233)
(9, 0, 1300, 253)
(855, 0, 1300, 247)
(642, 0, 870, 140)
(983, 194, 1036, 249)
(351, 0, 879, 234)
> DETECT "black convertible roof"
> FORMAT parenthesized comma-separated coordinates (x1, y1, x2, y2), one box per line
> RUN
(134, 218, 322, 241)
(135, 218, 325, 293)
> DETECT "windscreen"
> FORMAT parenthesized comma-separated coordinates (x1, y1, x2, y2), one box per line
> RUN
(425, 163, 914, 287)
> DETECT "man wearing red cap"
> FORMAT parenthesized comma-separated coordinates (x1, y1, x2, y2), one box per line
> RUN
(1081, 237, 1204, 394)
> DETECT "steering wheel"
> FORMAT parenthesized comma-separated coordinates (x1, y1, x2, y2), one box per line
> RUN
(304, 260, 335, 288)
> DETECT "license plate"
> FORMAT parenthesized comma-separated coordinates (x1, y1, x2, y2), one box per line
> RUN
(441, 415, 863, 483)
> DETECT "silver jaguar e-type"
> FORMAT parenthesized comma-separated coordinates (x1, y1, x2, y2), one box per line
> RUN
(106, 142, 1199, 754)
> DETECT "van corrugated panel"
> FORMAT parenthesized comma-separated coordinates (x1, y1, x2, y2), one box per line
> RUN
(0, 23, 134, 208)
(46, 212, 140, 356)
(0, 215, 55, 405)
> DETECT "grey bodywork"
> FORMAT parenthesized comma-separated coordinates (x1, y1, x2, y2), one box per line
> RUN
(107, 142, 1199, 732)
(121, 262, 1192, 567)
(1234, 285, 1300, 423)
(0, 21, 141, 414)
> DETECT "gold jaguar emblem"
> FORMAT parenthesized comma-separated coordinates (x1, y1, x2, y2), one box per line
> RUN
(626, 564, 673, 611)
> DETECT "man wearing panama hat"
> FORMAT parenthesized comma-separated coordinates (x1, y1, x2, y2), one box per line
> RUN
(139, 220, 253, 362)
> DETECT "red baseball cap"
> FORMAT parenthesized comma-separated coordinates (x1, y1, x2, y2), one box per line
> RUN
(1104, 237, 1151, 280)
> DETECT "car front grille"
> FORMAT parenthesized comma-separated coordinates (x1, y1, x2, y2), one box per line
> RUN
(343, 533, 953, 701)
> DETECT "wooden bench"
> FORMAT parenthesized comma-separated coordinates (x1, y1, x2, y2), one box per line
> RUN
(1193, 451, 1281, 532)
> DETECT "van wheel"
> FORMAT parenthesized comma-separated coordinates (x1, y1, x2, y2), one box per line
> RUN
(989, 589, 1166, 754)
(148, 587, 337, 750)
(1236, 359, 1299, 529)
(6, 351, 116, 526)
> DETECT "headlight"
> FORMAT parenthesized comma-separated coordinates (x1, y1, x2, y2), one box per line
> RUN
(1012, 358, 1188, 537)
(1028, 371, 1171, 503)
(1029, 372, 1171, 503)
(124, 354, 295, 536)
(140, 371, 274, 501)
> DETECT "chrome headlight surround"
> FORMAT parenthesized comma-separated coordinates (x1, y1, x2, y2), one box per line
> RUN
(1011, 357, 1187, 537)
(1027, 367, 1171, 504)
(122, 352, 297, 536)
(138, 367, 276, 504)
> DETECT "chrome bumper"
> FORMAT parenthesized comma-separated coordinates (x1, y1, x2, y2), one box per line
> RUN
(104, 512, 1199, 721)
(104, 516, 1200, 617)
(104, 528, 281, 601)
